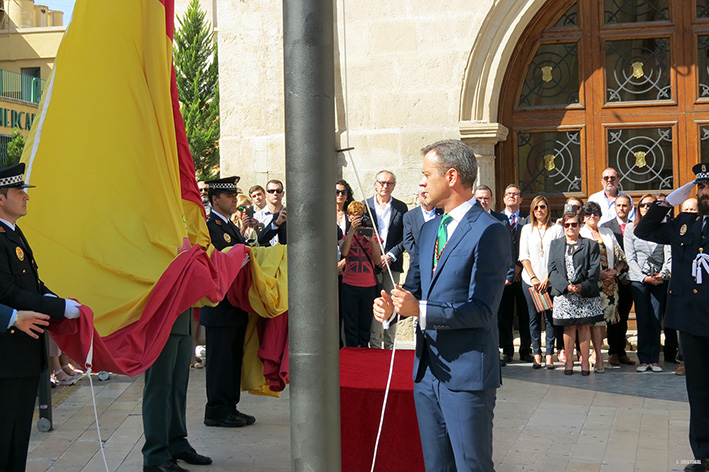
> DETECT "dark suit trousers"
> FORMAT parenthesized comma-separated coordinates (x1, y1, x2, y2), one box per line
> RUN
(204, 324, 246, 419)
(413, 367, 496, 472)
(680, 332, 709, 460)
(607, 282, 633, 357)
(498, 281, 531, 357)
(0, 375, 39, 472)
(142, 310, 193, 466)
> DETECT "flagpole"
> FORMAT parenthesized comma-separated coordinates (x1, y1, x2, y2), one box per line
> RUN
(283, 0, 341, 470)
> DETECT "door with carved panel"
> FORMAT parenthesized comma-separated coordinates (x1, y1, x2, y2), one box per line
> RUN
(498, 0, 709, 208)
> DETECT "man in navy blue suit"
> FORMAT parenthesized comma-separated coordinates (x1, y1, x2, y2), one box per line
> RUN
(374, 140, 511, 471)
(402, 186, 441, 256)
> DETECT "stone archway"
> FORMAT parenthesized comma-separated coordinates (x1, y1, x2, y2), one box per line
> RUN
(457, 0, 548, 198)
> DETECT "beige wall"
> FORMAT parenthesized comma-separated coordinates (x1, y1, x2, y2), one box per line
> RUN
(216, 0, 498, 204)
(215, 0, 550, 208)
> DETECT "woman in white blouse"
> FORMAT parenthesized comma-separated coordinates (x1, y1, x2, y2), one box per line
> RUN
(519, 195, 564, 369)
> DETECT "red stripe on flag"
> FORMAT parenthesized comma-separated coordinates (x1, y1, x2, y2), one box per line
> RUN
(50, 245, 249, 376)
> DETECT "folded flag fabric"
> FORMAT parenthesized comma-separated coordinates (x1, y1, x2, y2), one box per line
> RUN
(19, 0, 288, 381)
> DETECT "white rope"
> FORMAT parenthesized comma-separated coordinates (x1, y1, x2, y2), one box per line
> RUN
(338, 3, 401, 470)
(84, 333, 110, 471)
(692, 252, 709, 284)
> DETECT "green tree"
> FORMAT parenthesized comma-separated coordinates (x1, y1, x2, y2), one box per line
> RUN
(174, 0, 220, 180)
(6, 127, 25, 166)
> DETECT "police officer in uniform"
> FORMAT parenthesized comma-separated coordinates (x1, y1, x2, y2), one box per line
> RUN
(635, 163, 709, 472)
(0, 163, 81, 472)
(200, 176, 256, 428)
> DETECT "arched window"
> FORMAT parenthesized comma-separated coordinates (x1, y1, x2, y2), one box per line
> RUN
(498, 0, 709, 203)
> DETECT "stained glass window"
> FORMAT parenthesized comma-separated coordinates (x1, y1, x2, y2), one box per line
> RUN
(518, 131, 582, 194)
(606, 38, 671, 102)
(608, 127, 674, 191)
(519, 43, 580, 107)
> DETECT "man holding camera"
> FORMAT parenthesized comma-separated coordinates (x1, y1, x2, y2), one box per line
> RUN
(365, 170, 408, 349)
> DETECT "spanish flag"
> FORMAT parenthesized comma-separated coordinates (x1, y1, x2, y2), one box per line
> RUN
(19, 0, 286, 382)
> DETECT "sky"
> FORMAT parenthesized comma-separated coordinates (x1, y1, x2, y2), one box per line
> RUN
(39, 0, 76, 24)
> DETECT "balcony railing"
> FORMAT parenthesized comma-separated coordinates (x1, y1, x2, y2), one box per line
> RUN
(0, 69, 46, 104)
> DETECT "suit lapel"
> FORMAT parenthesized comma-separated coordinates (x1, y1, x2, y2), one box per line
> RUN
(428, 205, 480, 291)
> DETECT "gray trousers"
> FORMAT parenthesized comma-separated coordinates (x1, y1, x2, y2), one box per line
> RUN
(370, 270, 401, 349)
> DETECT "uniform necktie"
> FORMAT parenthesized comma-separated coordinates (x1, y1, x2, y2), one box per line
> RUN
(509, 213, 517, 239)
(434, 214, 453, 267)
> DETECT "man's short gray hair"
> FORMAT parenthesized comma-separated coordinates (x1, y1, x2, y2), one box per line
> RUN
(421, 140, 477, 188)
(375, 170, 396, 184)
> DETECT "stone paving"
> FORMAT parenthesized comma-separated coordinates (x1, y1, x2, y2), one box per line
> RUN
(26, 349, 693, 472)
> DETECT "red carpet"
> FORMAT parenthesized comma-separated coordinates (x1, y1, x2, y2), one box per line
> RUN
(340, 347, 425, 472)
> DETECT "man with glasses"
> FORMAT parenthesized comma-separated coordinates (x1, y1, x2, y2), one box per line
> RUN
(588, 167, 635, 225)
(498, 184, 533, 364)
(255, 179, 287, 246)
(366, 170, 408, 349)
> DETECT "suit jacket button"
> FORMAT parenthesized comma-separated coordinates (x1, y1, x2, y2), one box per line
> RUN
(22, 269, 26, 274)
(9, 329, 15, 334)
(669, 290, 672, 294)
(693, 289, 698, 294)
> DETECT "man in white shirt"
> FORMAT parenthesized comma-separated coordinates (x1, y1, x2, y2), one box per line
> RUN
(588, 167, 635, 225)
(255, 180, 287, 246)
(365, 170, 408, 349)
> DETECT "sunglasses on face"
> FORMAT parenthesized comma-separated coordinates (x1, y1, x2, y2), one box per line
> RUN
(534, 204, 547, 210)
(267, 189, 284, 194)
(602, 176, 618, 181)
(336, 190, 347, 195)
(584, 211, 601, 217)
(638, 202, 653, 208)
(564, 222, 579, 228)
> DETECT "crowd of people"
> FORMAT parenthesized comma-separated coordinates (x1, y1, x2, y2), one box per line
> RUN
(3, 150, 708, 472)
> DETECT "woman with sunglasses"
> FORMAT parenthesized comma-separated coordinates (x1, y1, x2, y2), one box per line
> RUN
(548, 211, 603, 375)
(580, 201, 626, 372)
(625, 194, 671, 372)
(554, 196, 585, 363)
(519, 195, 563, 369)
(336, 180, 355, 346)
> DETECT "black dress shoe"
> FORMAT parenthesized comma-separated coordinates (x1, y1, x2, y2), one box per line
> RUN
(236, 410, 256, 425)
(500, 353, 511, 363)
(173, 450, 213, 465)
(204, 413, 247, 427)
(520, 354, 534, 363)
(144, 459, 189, 472)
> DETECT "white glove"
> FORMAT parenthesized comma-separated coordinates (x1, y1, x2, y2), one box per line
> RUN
(665, 180, 696, 207)
(64, 299, 81, 319)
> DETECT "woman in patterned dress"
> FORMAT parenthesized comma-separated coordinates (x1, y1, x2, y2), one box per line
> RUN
(580, 201, 626, 372)
(548, 211, 604, 375)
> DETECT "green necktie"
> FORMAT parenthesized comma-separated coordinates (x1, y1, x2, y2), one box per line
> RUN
(434, 214, 453, 267)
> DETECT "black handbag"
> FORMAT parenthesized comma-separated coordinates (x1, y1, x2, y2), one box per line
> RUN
(641, 245, 664, 276)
